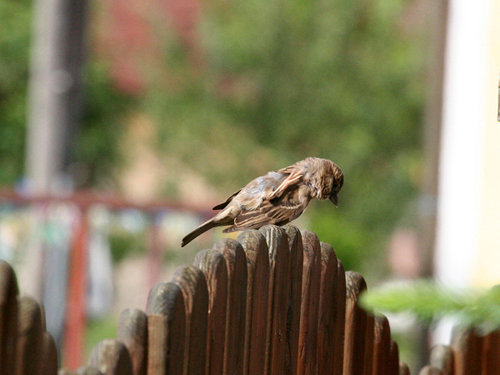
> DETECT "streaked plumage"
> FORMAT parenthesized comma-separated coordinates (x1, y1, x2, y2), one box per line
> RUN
(181, 157, 344, 247)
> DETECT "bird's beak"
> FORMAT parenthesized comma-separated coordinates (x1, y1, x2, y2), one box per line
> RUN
(329, 194, 339, 207)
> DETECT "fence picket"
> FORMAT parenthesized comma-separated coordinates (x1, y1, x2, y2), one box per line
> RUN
(88, 339, 133, 375)
(364, 314, 375, 375)
(260, 225, 292, 375)
(399, 362, 411, 375)
(16, 295, 44, 375)
(284, 226, 303, 375)
(0, 260, 18, 375)
(332, 261, 346, 375)
(298, 230, 322, 375)
(0, 225, 449, 374)
(193, 248, 228, 375)
(481, 330, 500, 375)
(117, 309, 148, 375)
(373, 315, 391, 375)
(344, 272, 368, 375)
(429, 345, 454, 375)
(389, 340, 400, 375)
(146, 282, 186, 375)
(40, 332, 58, 375)
(237, 230, 270, 375)
(213, 238, 248, 375)
(451, 327, 482, 375)
(316, 242, 338, 375)
(172, 265, 209, 375)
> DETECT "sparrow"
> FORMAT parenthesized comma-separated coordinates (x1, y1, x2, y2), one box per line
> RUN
(181, 157, 344, 247)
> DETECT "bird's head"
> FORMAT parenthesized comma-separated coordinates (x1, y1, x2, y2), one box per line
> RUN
(317, 160, 344, 206)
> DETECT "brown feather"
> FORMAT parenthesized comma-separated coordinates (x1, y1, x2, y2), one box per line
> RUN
(212, 189, 242, 210)
(181, 157, 344, 246)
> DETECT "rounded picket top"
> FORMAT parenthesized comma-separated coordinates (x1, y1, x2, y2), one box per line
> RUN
(171, 266, 209, 375)
(89, 339, 133, 375)
(212, 238, 248, 375)
(193, 248, 228, 375)
(0, 260, 19, 375)
(16, 295, 45, 374)
(117, 308, 148, 375)
(429, 345, 454, 375)
(145, 282, 186, 374)
(236, 229, 270, 375)
(146, 282, 184, 316)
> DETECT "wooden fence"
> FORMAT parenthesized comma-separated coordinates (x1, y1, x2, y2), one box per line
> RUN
(0, 225, 498, 375)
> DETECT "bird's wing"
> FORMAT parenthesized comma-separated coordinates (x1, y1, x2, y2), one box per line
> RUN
(268, 165, 304, 200)
(212, 189, 242, 210)
(223, 188, 305, 233)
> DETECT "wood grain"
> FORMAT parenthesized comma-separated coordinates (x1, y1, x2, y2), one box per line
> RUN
(193, 248, 228, 375)
(172, 266, 209, 375)
(237, 230, 270, 375)
(297, 230, 321, 375)
(213, 238, 248, 375)
(343, 272, 368, 375)
(117, 308, 148, 375)
(261, 225, 291, 375)
(88, 339, 133, 375)
(146, 282, 186, 375)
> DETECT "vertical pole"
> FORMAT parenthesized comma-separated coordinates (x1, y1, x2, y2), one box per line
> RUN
(64, 206, 89, 369)
(417, 0, 449, 368)
(26, 0, 88, 192)
(26, 0, 88, 366)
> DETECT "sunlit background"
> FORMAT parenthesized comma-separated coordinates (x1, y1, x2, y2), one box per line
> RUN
(0, 0, 499, 371)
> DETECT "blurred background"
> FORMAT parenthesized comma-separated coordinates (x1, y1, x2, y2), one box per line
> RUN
(0, 0, 499, 371)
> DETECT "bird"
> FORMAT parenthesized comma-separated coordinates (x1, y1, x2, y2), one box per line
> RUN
(181, 157, 344, 247)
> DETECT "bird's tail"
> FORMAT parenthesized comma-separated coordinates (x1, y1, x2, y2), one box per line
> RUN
(181, 219, 218, 247)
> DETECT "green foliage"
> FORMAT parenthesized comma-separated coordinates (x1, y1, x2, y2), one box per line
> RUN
(0, 0, 134, 188)
(77, 62, 136, 188)
(0, 0, 31, 185)
(361, 281, 500, 332)
(147, 0, 428, 271)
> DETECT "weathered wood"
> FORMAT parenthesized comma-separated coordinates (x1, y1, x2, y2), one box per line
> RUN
(0, 260, 19, 375)
(297, 230, 322, 375)
(260, 225, 291, 375)
(193, 248, 228, 375)
(146, 282, 186, 375)
(316, 242, 338, 375)
(172, 265, 209, 375)
(117, 309, 148, 375)
(40, 332, 58, 375)
(373, 316, 391, 375)
(333, 261, 346, 375)
(399, 362, 411, 375)
(429, 345, 454, 375)
(419, 365, 443, 375)
(237, 230, 270, 375)
(344, 272, 368, 375)
(213, 238, 248, 375)
(481, 330, 500, 375)
(284, 226, 303, 375)
(364, 314, 375, 375)
(88, 339, 133, 375)
(451, 327, 482, 375)
(389, 340, 400, 375)
(16, 295, 44, 375)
